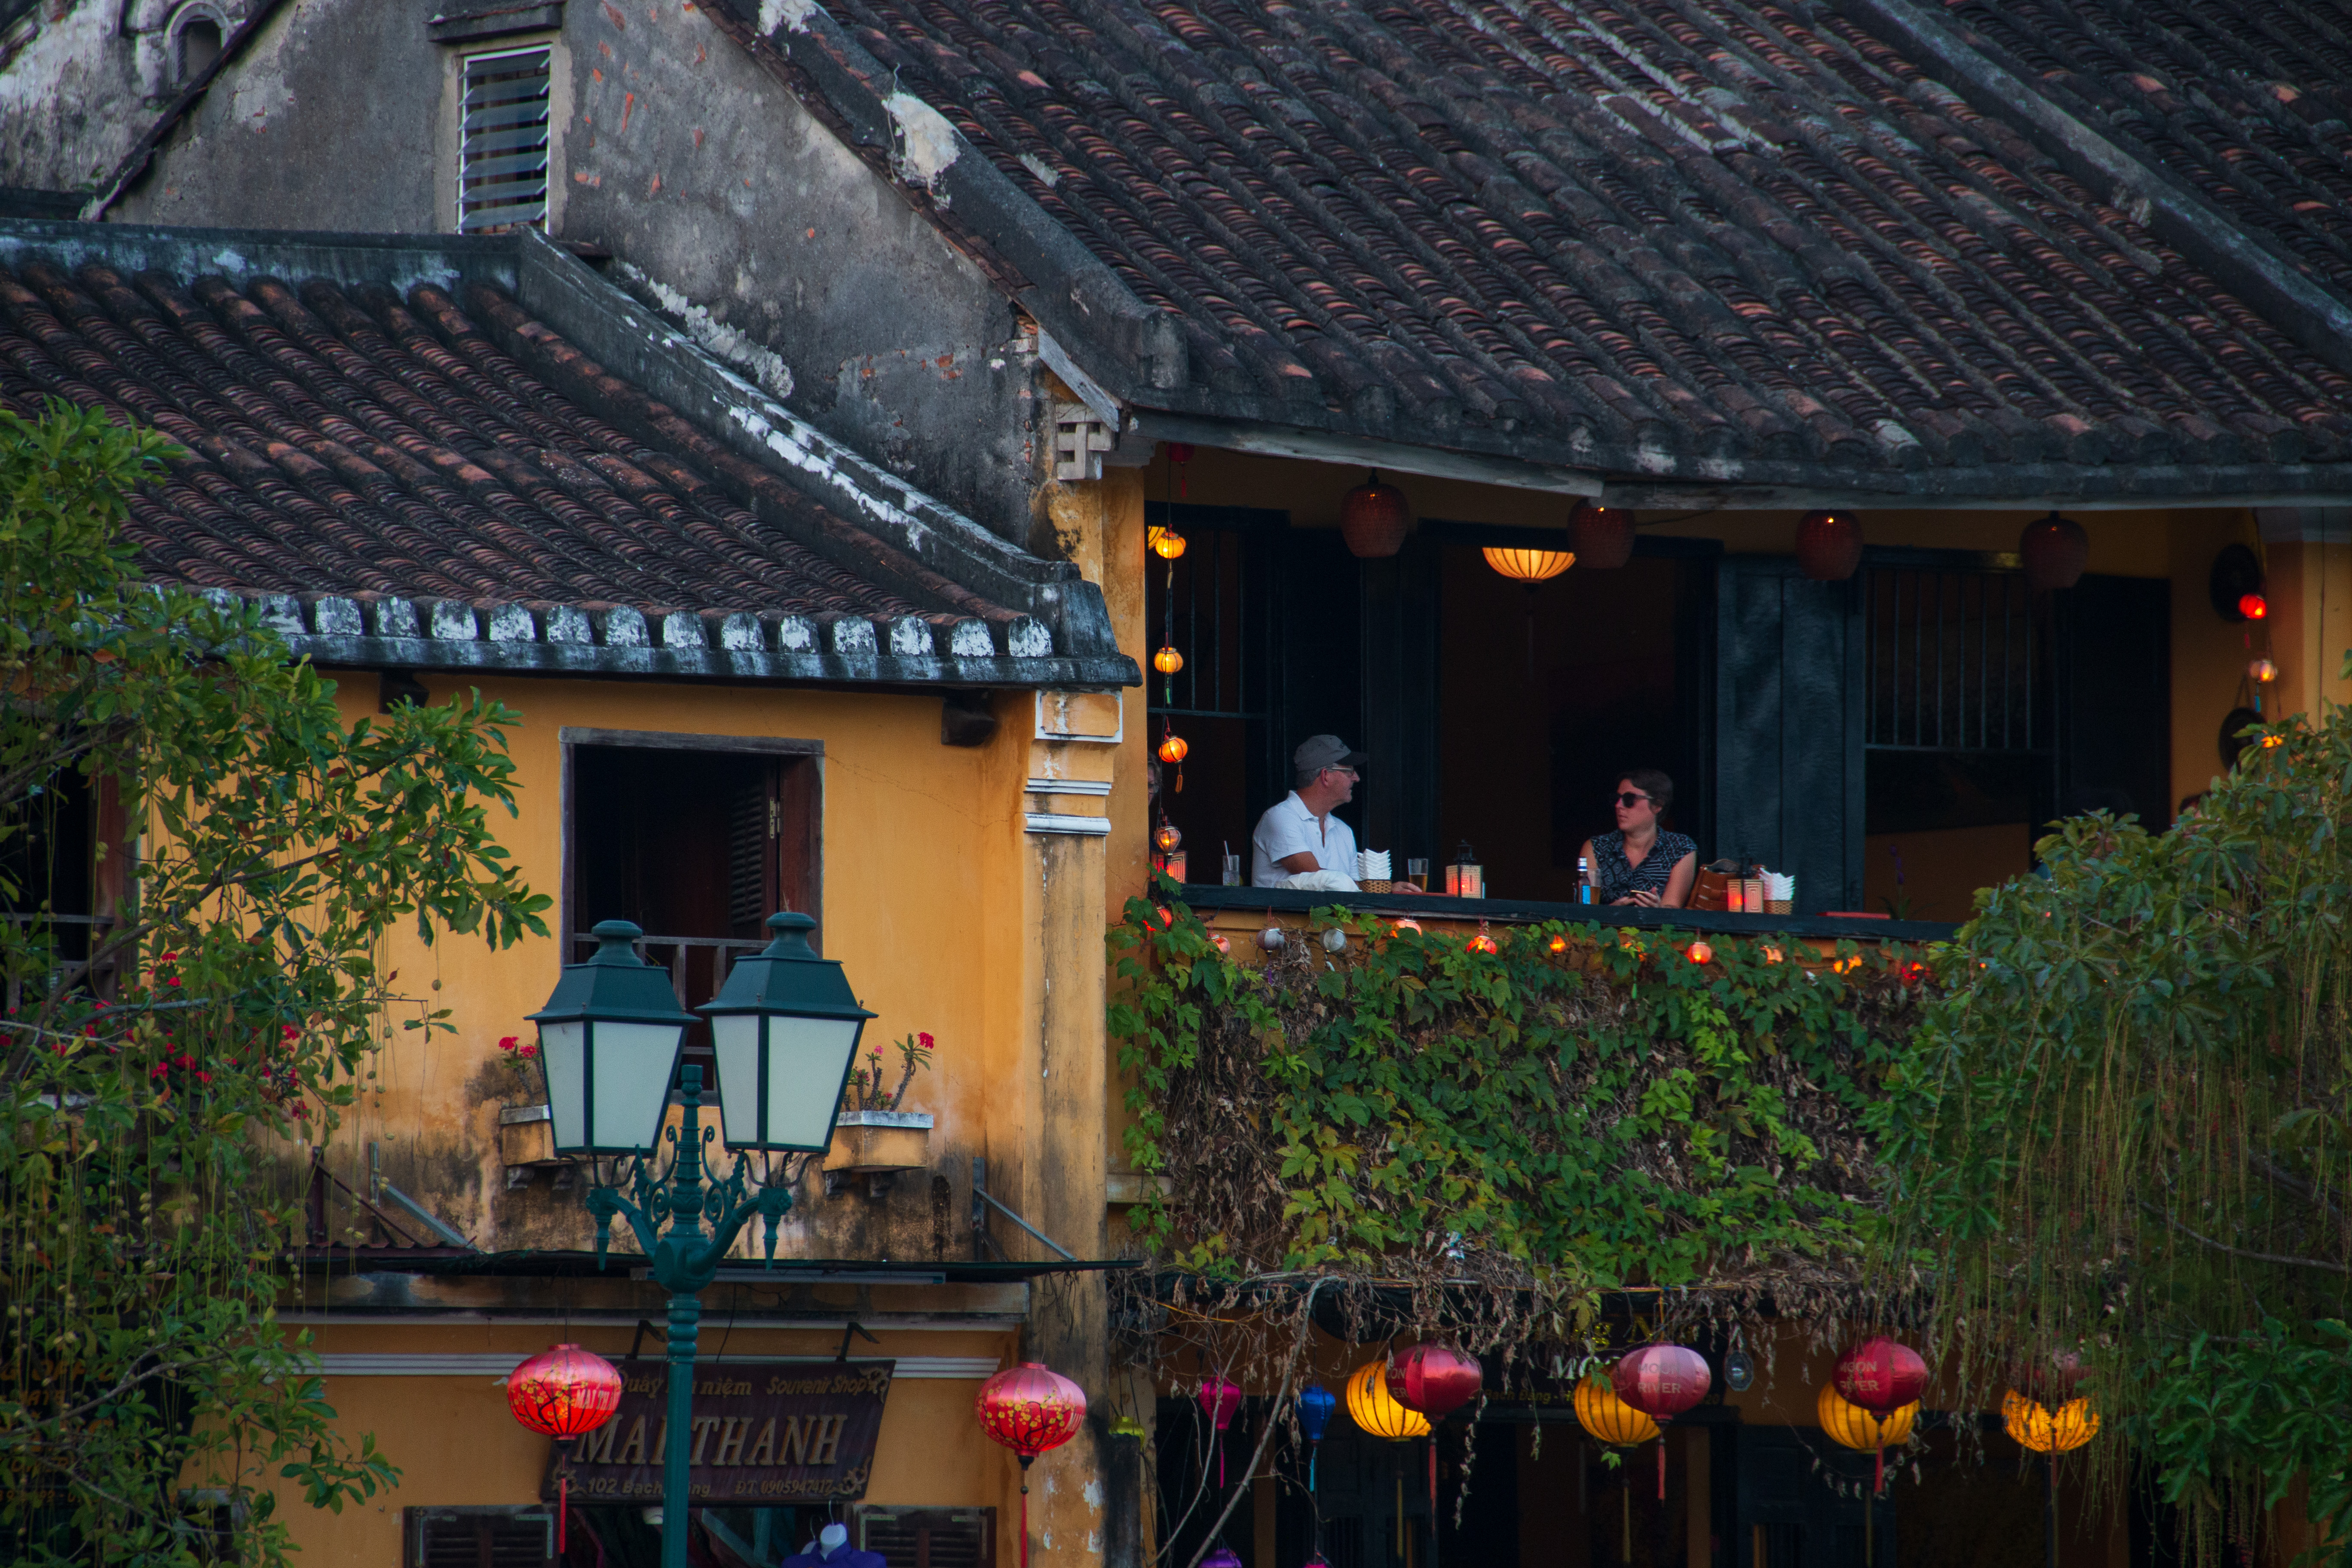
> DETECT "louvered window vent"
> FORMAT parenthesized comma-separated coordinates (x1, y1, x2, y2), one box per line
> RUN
(459, 45, 551, 233)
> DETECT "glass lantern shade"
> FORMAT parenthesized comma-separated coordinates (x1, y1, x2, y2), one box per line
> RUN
(527, 921, 698, 1157)
(700, 912, 876, 1152)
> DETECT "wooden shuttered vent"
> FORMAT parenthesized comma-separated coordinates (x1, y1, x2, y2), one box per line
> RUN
(857, 1505, 997, 1568)
(407, 1508, 554, 1568)
(459, 46, 551, 233)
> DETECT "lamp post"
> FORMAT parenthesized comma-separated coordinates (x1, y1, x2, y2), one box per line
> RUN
(529, 914, 873, 1568)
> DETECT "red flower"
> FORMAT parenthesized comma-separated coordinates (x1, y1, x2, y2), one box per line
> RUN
(919, 1032, 935, 1050)
(518, 1043, 538, 1059)
(194, 1071, 211, 1084)
(498, 1035, 519, 1052)
(165, 977, 180, 987)
(282, 1024, 299, 1039)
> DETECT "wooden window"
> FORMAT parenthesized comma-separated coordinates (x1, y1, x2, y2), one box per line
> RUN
(854, 1505, 997, 1568)
(458, 45, 551, 233)
(561, 730, 823, 1081)
(406, 1507, 554, 1568)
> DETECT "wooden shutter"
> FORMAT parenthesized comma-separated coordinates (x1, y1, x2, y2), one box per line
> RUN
(854, 1505, 997, 1568)
(407, 1508, 554, 1568)
(1714, 557, 1866, 913)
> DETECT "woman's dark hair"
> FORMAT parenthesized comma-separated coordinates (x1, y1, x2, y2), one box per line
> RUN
(1619, 767, 1674, 815)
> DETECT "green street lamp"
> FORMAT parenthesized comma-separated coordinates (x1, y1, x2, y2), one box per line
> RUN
(528, 914, 875, 1568)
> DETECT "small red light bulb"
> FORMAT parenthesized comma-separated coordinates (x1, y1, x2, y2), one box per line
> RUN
(2239, 591, 2269, 620)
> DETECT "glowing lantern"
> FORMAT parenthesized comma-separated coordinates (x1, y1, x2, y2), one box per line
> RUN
(1298, 1383, 1337, 1487)
(1468, 920, 1499, 955)
(1834, 1337, 1929, 1412)
(1200, 1548, 1242, 1568)
(508, 1343, 624, 1552)
(1154, 645, 1185, 675)
(1481, 546, 1576, 582)
(1346, 1359, 1431, 1555)
(1614, 1344, 1710, 1500)
(2019, 511, 2089, 593)
(1392, 919, 1423, 935)
(2250, 656, 2278, 683)
(1818, 1383, 1916, 1493)
(1572, 502, 1636, 569)
(977, 1362, 1087, 1568)
(1343, 1358, 1430, 1440)
(2002, 1390, 2100, 1453)
(1795, 509, 1863, 581)
(1339, 472, 1411, 558)
(2240, 591, 2269, 620)
(1575, 1373, 1659, 1567)
(1390, 1343, 1483, 1418)
(1153, 821, 1183, 855)
(1686, 940, 1713, 965)
(1548, 934, 1568, 953)
(1762, 945, 1784, 964)
(1210, 933, 1231, 956)
(1149, 527, 1187, 560)
(1158, 732, 1188, 765)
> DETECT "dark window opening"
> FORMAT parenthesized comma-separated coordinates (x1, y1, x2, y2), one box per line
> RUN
(176, 17, 223, 84)
(459, 46, 552, 233)
(0, 763, 128, 1001)
(567, 741, 820, 1086)
(407, 1507, 554, 1568)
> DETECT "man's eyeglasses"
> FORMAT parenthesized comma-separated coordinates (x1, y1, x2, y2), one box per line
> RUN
(1614, 791, 1654, 808)
(1327, 767, 1360, 781)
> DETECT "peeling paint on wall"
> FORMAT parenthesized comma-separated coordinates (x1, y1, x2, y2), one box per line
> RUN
(756, 0, 819, 35)
(884, 89, 959, 194)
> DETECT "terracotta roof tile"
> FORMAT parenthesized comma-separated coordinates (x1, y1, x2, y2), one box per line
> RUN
(784, 0, 2352, 489)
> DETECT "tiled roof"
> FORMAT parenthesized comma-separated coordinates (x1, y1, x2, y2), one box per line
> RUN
(0, 222, 1136, 686)
(1922, 0, 2352, 303)
(736, 0, 2352, 499)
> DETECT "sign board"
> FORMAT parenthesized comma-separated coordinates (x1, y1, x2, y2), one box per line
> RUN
(545, 1359, 894, 1506)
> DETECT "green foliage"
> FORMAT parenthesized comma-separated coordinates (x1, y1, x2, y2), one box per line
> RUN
(1110, 880, 1927, 1320)
(0, 403, 550, 1564)
(1882, 705, 2352, 1563)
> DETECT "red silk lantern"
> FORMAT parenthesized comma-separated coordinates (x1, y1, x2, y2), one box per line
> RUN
(1834, 1337, 1929, 1412)
(506, 1343, 623, 1553)
(1572, 502, 1636, 570)
(1795, 509, 1862, 581)
(1340, 472, 1411, 558)
(1389, 1343, 1483, 1418)
(2019, 511, 2089, 593)
(1198, 1374, 1242, 1485)
(978, 1362, 1087, 1568)
(1613, 1344, 1711, 1500)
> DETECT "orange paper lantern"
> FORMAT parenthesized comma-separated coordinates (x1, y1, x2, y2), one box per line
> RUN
(508, 1344, 623, 1553)
(1154, 646, 1184, 675)
(1481, 546, 1575, 582)
(1686, 940, 1713, 965)
(1158, 733, 1189, 765)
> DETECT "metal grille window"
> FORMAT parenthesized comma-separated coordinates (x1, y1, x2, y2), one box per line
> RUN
(855, 1505, 996, 1566)
(459, 46, 551, 233)
(1865, 567, 2046, 753)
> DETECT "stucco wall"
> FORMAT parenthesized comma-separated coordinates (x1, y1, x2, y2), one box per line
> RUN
(101, 0, 1047, 542)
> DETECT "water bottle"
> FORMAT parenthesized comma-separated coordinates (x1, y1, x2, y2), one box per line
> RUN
(1577, 856, 1593, 905)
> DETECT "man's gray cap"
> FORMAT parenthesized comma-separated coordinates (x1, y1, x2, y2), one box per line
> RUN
(1294, 734, 1369, 773)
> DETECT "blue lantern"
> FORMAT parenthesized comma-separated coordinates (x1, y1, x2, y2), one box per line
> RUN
(1298, 1383, 1338, 1491)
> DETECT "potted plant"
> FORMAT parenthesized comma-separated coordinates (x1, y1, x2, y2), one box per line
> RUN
(493, 1034, 562, 1182)
(823, 1030, 935, 1196)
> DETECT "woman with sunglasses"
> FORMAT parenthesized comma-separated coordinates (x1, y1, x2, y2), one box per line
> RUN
(1577, 769, 1697, 908)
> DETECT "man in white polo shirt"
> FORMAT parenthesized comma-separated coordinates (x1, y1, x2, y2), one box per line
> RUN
(1251, 734, 1366, 888)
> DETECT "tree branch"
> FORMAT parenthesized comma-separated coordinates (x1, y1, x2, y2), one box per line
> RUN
(2146, 1202, 2352, 1274)
(1182, 1363, 1296, 1568)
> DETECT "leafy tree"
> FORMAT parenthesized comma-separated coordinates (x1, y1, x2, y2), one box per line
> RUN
(1883, 709, 2352, 1564)
(0, 402, 548, 1562)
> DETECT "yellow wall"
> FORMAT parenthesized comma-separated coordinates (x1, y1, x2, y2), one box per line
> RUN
(282, 466, 1149, 1566)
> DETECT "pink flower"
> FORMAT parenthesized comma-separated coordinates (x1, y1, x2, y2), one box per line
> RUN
(498, 1035, 519, 1052)
(919, 1032, 934, 1049)
(194, 1071, 211, 1084)
(518, 1043, 538, 1059)
(282, 1024, 299, 1040)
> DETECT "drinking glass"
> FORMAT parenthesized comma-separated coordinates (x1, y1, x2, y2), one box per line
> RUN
(1222, 852, 1242, 887)
(1406, 858, 1430, 891)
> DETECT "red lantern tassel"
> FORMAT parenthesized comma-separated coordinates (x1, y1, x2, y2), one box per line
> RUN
(1874, 1445, 1883, 1496)
(1657, 1436, 1667, 1502)
(558, 1476, 567, 1556)
(1019, 1457, 1033, 1568)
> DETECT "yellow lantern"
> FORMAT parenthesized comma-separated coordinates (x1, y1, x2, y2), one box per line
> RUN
(1481, 546, 1575, 582)
(1153, 646, 1184, 675)
(1342, 1358, 1430, 1441)
(1818, 1383, 1916, 1452)
(1148, 527, 1187, 560)
(2250, 657, 2278, 683)
(2002, 1390, 2099, 1453)
(1571, 1372, 1660, 1447)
